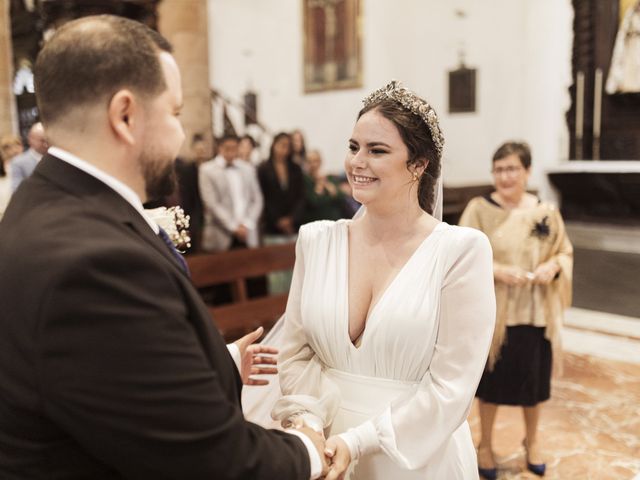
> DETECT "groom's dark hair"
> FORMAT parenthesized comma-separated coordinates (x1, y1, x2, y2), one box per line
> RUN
(34, 15, 173, 126)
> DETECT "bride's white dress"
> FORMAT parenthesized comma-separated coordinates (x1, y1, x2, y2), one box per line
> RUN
(243, 219, 495, 479)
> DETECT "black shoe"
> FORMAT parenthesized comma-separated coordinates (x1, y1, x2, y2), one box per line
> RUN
(523, 440, 546, 476)
(478, 466, 498, 480)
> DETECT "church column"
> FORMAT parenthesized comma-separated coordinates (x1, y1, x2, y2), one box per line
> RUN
(0, 0, 16, 135)
(158, 0, 213, 159)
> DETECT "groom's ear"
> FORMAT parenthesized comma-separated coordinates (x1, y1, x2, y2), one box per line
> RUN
(108, 89, 138, 146)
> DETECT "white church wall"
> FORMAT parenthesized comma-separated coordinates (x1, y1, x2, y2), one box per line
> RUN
(208, 0, 573, 197)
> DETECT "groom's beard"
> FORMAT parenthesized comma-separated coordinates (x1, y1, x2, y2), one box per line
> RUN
(140, 154, 178, 202)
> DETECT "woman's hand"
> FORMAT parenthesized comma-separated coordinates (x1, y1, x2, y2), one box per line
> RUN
(532, 260, 560, 285)
(324, 436, 351, 480)
(494, 265, 531, 286)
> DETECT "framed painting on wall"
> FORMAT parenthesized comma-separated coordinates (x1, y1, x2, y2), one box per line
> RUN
(303, 0, 363, 93)
(448, 66, 476, 113)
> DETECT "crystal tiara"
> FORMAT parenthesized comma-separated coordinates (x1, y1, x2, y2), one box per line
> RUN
(362, 80, 444, 158)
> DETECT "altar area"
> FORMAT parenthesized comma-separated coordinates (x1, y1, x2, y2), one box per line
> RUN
(548, 161, 640, 224)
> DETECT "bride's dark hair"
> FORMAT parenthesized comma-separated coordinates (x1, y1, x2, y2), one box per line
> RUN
(357, 99, 442, 214)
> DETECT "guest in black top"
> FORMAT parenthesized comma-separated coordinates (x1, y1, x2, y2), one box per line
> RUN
(257, 132, 305, 236)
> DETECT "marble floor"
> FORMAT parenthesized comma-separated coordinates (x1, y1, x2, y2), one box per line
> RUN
(468, 307, 640, 479)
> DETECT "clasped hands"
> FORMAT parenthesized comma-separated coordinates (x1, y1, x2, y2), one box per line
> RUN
(292, 420, 351, 480)
(496, 261, 560, 287)
(234, 328, 352, 478)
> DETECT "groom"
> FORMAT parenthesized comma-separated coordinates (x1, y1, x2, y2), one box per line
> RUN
(0, 15, 330, 479)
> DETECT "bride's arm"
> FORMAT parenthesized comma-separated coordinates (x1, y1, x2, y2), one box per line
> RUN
(271, 226, 341, 434)
(337, 229, 496, 468)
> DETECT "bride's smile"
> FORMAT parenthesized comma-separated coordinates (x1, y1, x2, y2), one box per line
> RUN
(351, 174, 378, 186)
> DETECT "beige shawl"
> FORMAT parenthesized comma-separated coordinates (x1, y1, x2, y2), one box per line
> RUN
(459, 197, 573, 371)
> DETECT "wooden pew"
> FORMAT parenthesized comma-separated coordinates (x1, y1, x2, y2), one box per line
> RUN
(187, 243, 296, 341)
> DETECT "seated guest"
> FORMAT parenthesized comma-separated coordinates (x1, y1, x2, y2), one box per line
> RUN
(301, 149, 345, 224)
(200, 134, 263, 252)
(0, 134, 23, 218)
(257, 132, 305, 238)
(10, 122, 48, 192)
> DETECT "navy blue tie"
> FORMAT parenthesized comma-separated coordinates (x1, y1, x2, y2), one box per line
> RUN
(158, 227, 190, 276)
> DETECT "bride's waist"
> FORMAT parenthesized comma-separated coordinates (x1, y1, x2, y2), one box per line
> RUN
(324, 368, 419, 414)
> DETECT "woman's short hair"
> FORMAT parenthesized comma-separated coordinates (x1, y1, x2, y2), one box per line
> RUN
(492, 141, 532, 169)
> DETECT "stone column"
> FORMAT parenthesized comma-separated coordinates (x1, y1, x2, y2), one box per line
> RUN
(0, 0, 17, 135)
(158, 0, 213, 159)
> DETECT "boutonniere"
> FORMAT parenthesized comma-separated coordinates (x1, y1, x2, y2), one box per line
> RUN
(531, 215, 550, 239)
(146, 206, 192, 252)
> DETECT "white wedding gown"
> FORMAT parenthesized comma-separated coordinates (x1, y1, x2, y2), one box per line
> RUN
(243, 219, 495, 479)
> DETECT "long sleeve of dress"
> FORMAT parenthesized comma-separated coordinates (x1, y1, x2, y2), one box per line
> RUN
(341, 230, 496, 469)
(271, 231, 341, 430)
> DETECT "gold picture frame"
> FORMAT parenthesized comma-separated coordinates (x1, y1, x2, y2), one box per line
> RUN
(303, 0, 363, 93)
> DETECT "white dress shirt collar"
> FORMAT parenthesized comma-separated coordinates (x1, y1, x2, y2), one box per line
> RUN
(48, 147, 159, 234)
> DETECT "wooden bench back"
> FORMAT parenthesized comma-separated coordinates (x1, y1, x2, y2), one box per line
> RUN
(187, 243, 296, 339)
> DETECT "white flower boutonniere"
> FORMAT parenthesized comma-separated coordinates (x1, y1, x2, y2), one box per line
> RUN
(146, 206, 192, 252)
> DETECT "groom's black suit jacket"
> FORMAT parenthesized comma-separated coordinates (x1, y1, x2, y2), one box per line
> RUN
(0, 154, 309, 479)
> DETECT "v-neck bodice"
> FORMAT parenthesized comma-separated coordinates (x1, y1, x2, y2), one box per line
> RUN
(344, 221, 446, 350)
(298, 220, 449, 380)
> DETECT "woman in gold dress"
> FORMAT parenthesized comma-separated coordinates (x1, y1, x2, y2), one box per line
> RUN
(459, 142, 573, 478)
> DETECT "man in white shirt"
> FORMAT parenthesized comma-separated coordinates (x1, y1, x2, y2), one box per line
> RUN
(0, 15, 329, 480)
(10, 122, 48, 192)
(200, 134, 263, 252)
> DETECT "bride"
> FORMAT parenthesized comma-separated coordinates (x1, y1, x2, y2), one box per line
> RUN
(245, 81, 496, 479)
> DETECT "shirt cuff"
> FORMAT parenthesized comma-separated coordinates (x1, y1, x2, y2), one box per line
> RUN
(226, 343, 241, 373)
(337, 420, 379, 461)
(286, 429, 323, 480)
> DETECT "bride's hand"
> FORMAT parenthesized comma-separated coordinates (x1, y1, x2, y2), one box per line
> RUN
(324, 435, 351, 480)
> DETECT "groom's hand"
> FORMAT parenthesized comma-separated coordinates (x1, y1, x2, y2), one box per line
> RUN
(324, 436, 351, 480)
(297, 426, 330, 477)
(233, 327, 278, 385)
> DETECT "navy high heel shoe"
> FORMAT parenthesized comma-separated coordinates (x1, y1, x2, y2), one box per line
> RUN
(526, 461, 546, 476)
(477, 447, 497, 480)
(523, 440, 546, 476)
(478, 466, 498, 480)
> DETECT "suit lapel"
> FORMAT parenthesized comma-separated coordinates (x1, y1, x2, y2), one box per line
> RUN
(35, 154, 189, 278)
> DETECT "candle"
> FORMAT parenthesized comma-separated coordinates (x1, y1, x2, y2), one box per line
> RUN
(575, 71, 584, 139)
(593, 68, 603, 138)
